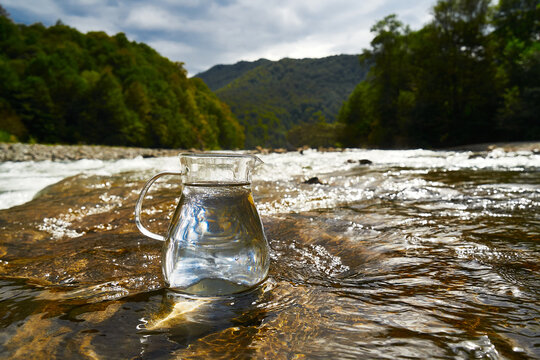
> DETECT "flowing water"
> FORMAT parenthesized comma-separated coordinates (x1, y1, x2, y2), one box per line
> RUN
(0, 148, 538, 359)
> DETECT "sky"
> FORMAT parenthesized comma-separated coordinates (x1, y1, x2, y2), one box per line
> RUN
(2, 0, 436, 75)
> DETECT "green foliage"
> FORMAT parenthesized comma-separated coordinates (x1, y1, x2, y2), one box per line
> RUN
(287, 114, 344, 148)
(339, 0, 540, 148)
(492, 0, 540, 140)
(338, 81, 377, 146)
(0, 129, 17, 142)
(196, 55, 369, 148)
(0, 15, 242, 149)
(196, 59, 272, 91)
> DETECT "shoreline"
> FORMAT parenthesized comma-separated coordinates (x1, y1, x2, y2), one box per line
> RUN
(0, 143, 184, 162)
(444, 141, 540, 152)
(1, 141, 538, 162)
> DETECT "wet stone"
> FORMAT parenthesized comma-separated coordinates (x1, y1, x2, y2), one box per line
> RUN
(302, 177, 324, 184)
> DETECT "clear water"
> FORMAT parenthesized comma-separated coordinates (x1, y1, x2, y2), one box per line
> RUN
(0, 147, 539, 359)
(162, 183, 270, 295)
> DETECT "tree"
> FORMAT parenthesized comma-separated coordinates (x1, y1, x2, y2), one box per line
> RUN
(339, 0, 512, 148)
(339, 15, 413, 147)
(412, 0, 498, 146)
(493, 0, 540, 140)
(0, 17, 243, 148)
(287, 112, 343, 148)
(0, 5, 11, 21)
(16, 76, 58, 142)
(338, 81, 376, 146)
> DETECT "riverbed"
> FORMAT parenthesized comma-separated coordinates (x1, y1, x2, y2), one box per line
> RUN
(0, 147, 538, 359)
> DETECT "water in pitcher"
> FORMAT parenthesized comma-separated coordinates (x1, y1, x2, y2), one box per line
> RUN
(162, 182, 269, 296)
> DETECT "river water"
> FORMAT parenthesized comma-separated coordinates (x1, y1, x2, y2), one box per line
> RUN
(0, 148, 538, 359)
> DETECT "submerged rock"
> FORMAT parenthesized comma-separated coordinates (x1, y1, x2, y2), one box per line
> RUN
(0, 172, 166, 298)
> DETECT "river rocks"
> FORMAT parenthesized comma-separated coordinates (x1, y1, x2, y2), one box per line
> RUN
(253, 146, 293, 155)
(448, 141, 540, 152)
(468, 153, 484, 159)
(0, 143, 182, 162)
(303, 177, 324, 184)
(345, 158, 372, 165)
(3, 142, 538, 163)
(252, 145, 345, 155)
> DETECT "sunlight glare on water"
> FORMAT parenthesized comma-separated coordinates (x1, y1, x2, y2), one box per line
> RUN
(0, 147, 538, 359)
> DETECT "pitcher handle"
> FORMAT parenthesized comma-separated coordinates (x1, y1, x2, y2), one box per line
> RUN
(135, 171, 183, 241)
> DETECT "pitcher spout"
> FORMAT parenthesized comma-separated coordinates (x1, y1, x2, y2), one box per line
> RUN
(251, 155, 264, 169)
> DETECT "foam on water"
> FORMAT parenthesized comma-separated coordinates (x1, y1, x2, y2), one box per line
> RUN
(255, 148, 539, 183)
(254, 148, 540, 215)
(0, 156, 178, 209)
(1, 148, 538, 210)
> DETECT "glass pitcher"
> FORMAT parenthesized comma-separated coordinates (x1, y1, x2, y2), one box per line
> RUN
(134, 153, 270, 296)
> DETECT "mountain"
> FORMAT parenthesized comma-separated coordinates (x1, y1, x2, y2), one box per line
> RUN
(194, 55, 369, 148)
(196, 58, 272, 91)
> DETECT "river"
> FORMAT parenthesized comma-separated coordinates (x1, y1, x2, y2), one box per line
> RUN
(0, 148, 538, 359)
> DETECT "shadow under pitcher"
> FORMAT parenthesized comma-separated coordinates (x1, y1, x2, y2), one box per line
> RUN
(135, 153, 270, 296)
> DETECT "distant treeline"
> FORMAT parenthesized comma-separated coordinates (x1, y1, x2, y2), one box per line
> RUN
(339, 0, 540, 148)
(0, 9, 243, 149)
(196, 55, 368, 148)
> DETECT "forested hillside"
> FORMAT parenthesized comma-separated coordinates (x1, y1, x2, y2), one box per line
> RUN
(338, 0, 540, 148)
(196, 58, 272, 91)
(0, 10, 243, 149)
(195, 55, 368, 148)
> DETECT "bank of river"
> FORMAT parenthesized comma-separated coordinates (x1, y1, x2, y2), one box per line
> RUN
(0, 146, 539, 358)
(1, 141, 539, 162)
(0, 142, 182, 162)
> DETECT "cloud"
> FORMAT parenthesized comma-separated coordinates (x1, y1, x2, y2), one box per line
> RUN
(3, 0, 435, 75)
(62, 14, 120, 34)
(148, 39, 196, 59)
(125, 5, 185, 31)
(1, 0, 63, 23)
